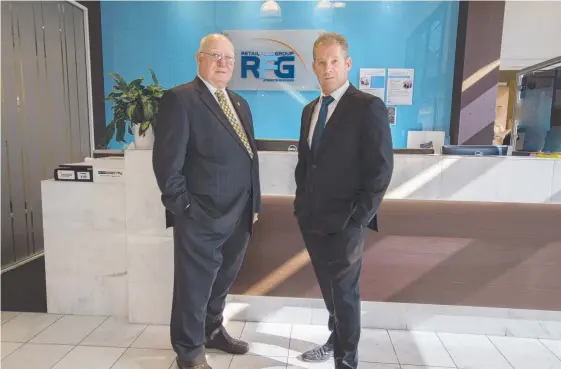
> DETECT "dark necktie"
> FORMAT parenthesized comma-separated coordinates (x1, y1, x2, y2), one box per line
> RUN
(311, 95, 335, 156)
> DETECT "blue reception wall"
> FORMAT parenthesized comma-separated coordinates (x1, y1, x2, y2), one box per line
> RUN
(101, 1, 459, 149)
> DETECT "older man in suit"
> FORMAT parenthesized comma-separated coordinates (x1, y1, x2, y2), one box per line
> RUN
(152, 34, 260, 369)
(294, 32, 394, 369)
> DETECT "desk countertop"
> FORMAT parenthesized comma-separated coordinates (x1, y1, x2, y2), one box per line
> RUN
(47, 150, 561, 204)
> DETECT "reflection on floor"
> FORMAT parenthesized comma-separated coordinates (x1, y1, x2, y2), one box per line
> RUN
(2, 312, 561, 369)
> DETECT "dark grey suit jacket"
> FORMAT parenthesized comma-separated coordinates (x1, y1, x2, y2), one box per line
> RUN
(294, 84, 393, 233)
(152, 76, 261, 234)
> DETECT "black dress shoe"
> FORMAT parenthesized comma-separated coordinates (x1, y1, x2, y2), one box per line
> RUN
(175, 357, 212, 369)
(300, 342, 334, 362)
(205, 326, 249, 355)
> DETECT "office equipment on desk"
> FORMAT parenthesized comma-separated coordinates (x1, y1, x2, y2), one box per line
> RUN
(256, 139, 299, 152)
(441, 145, 509, 156)
(92, 149, 125, 158)
(407, 131, 446, 153)
(394, 148, 435, 154)
(256, 139, 435, 154)
(54, 163, 94, 182)
(54, 158, 125, 183)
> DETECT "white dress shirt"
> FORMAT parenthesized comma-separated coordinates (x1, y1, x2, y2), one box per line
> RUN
(307, 80, 350, 147)
(198, 74, 242, 124)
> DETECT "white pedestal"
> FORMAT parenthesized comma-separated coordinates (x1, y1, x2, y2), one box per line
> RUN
(42, 180, 128, 317)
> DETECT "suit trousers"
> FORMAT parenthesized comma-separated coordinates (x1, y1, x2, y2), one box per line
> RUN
(170, 198, 252, 365)
(300, 221, 364, 369)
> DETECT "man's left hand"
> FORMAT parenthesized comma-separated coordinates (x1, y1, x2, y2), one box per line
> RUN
(253, 213, 259, 224)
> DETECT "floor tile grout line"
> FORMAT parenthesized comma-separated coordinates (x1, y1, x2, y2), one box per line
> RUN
(285, 323, 294, 363)
(9, 317, 561, 368)
(357, 359, 407, 366)
(75, 315, 111, 346)
(0, 341, 25, 361)
(485, 335, 515, 369)
(35, 314, 120, 369)
(399, 361, 421, 368)
(386, 329, 402, 367)
(225, 353, 234, 369)
(128, 323, 151, 349)
(228, 320, 247, 369)
(435, 331, 459, 369)
(3, 341, 91, 347)
(108, 346, 128, 369)
(24, 313, 65, 344)
(29, 314, 110, 346)
(48, 343, 79, 369)
(1, 311, 22, 325)
(287, 321, 296, 360)
(238, 320, 247, 339)
(537, 338, 561, 362)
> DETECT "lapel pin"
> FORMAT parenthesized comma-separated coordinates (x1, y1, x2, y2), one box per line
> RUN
(237, 101, 240, 107)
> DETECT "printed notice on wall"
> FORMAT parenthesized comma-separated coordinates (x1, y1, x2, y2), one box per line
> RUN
(359, 68, 386, 101)
(386, 69, 414, 105)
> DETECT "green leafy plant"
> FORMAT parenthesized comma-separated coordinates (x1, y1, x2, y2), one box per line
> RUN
(103, 68, 165, 145)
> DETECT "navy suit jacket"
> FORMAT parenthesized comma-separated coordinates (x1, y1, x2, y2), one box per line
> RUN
(294, 84, 393, 233)
(152, 76, 261, 233)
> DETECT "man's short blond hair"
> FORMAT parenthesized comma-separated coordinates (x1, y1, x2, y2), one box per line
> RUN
(313, 32, 349, 60)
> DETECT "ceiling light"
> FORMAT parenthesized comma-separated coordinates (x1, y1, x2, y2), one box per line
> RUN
(260, 0, 282, 17)
(316, 0, 333, 9)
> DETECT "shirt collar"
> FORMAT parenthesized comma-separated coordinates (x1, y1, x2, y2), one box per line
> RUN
(322, 80, 350, 102)
(198, 74, 225, 97)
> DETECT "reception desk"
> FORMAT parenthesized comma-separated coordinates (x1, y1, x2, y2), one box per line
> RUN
(259, 151, 561, 203)
(41, 150, 561, 338)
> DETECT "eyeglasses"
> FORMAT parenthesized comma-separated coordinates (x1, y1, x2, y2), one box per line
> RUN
(200, 51, 235, 65)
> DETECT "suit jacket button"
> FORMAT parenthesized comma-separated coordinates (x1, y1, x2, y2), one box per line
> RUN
(312, 165, 317, 169)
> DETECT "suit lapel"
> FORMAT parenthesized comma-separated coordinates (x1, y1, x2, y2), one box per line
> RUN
(316, 85, 357, 157)
(194, 77, 250, 155)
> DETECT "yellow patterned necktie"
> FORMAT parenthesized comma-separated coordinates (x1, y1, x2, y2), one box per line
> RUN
(215, 90, 253, 159)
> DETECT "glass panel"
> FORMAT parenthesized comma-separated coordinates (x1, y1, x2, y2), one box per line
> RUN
(512, 57, 561, 153)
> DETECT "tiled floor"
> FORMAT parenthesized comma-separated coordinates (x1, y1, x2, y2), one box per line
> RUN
(2, 311, 561, 369)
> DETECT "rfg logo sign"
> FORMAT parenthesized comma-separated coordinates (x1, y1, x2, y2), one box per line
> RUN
(240, 51, 295, 82)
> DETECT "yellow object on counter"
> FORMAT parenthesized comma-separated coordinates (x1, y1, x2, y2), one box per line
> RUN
(535, 153, 561, 158)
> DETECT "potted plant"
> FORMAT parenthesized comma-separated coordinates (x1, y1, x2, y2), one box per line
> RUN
(104, 68, 165, 149)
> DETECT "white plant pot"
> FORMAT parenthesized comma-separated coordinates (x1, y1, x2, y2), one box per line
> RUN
(133, 124, 154, 150)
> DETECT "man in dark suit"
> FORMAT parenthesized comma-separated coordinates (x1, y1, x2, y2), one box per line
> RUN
(294, 32, 394, 369)
(152, 34, 261, 369)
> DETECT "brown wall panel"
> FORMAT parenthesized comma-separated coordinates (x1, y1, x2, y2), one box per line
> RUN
(235, 197, 561, 311)
(450, 1, 506, 145)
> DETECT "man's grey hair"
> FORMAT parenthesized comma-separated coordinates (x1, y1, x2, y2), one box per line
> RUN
(313, 32, 349, 60)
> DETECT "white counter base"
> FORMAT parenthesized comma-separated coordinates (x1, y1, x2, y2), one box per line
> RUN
(41, 180, 128, 318)
(226, 295, 561, 339)
(41, 149, 561, 339)
(261, 151, 561, 204)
